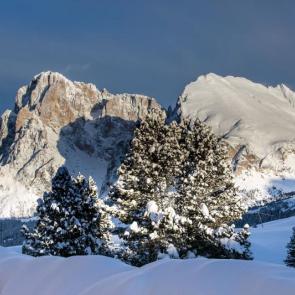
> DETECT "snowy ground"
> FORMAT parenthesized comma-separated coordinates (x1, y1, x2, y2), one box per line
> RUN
(1, 217, 295, 294)
(0, 246, 295, 295)
(250, 216, 295, 264)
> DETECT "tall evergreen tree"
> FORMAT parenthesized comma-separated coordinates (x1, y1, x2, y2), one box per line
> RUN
(108, 113, 251, 266)
(176, 119, 251, 259)
(22, 167, 112, 257)
(285, 227, 295, 267)
(108, 112, 186, 265)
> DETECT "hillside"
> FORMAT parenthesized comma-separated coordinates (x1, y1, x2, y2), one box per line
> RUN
(176, 73, 295, 207)
(177, 73, 295, 161)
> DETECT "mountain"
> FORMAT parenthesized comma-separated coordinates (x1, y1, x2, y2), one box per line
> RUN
(175, 73, 295, 209)
(0, 71, 164, 217)
(1, 71, 295, 218)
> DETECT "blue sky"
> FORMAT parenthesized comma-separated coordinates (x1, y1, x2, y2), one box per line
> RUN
(0, 0, 295, 113)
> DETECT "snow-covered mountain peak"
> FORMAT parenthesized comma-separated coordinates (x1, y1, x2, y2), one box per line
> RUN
(193, 73, 295, 103)
(175, 73, 295, 207)
(178, 73, 295, 162)
(195, 73, 258, 87)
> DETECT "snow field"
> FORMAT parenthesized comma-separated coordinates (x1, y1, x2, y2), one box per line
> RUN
(1, 246, 295, 295)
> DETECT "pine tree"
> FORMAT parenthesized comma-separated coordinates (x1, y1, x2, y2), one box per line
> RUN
(285, 227, 295, 267)
(176, 119, 251, 259)
(22, 166, 112, 257)
(108, 112, 186, 265)
(108, 114, 251, 266)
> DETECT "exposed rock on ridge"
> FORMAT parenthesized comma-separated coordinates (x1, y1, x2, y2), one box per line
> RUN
(0, 72, 164, 215)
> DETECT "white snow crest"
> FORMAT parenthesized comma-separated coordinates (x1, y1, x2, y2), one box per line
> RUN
(166, 244, 179, 259)
(146, 200, 158, 214)
(199, 203, 210, 218)
(144, 201, 164, 226)
(129, 221, 139, 232)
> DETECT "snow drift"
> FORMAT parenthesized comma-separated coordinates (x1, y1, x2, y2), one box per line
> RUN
(0, 246, 295, 295)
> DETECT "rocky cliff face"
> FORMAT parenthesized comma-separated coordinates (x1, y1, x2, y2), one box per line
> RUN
(0, 72, 164, 217)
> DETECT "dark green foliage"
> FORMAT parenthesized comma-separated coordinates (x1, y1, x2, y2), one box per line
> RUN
(285, 227, 295, 267)
(22, 166, 112, 257)
(108, 112, 252, 266)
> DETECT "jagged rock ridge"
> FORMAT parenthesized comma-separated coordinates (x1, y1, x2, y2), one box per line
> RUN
(0, 72, 164, 217)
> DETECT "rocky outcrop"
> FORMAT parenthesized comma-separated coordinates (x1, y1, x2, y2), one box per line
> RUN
(0, 72, 164, 209)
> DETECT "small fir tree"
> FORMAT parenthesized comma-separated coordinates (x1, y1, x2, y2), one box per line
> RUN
(285, 227, 295, 267)
(22, 166, 112, 257)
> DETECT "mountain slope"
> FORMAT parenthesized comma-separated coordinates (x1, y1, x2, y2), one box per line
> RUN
(175, 73, 295, 206)
(176, 73, 295, 165)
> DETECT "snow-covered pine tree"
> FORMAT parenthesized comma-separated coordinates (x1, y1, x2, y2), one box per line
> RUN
(108, 111, 187, 265)
(176, 119, 251, 259)
(285, 227, 295, 267)
(108, 114, 251, 266)
(22, 166, 112, 257)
